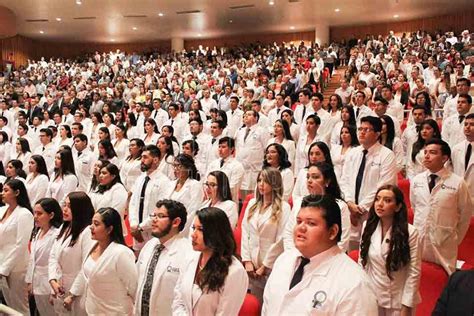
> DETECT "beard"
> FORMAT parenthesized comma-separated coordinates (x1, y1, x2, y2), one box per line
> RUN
(140, 162, 151, 172)
(151, 221, 173, 239)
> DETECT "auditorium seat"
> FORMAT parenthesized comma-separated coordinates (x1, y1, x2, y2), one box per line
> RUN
(238, 293, 260, 316)
(124, 216, 133, 247)
(234, 194, 254, 256)
(458, 217, 474, 265)
(397, 178, 411, 210)
(417, 262, 449, 316)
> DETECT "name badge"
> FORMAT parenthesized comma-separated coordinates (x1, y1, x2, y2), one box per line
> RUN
(167, 265, 180, 273)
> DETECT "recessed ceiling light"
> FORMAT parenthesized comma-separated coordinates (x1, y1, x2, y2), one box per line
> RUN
(335, 8, 340, 12)
(56, 17, 62, 21)
(393, 14, 399, 18)
(229, 19, 233, 23)
(132, 27, 137, 30)
(39, 30, 44, 34)
(197, 34, 202, 37)
(158, 12, 164, 17)
(110, 39, 115, 42)
(289, 26, 295, 30)
(269, 1, 275, 5)
(76, 0, 82, 5)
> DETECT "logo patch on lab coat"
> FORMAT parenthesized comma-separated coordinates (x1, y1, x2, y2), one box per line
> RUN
(312, 290, 327, 309)
(167, 265, 179, 273)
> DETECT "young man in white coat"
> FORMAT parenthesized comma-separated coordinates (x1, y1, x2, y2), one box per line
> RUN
(262, 195, 378, 315)
(73, 133, 94, 191)
(129, 144, 170, 253)
(339, 116, 398, 248)
(451, 113, 474, 204)
(441, 94, 473, 149)
(135, 199, 193, 316)
(411, 139, 472, 275)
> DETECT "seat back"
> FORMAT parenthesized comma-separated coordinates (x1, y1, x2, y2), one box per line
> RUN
(238, 293, 261, 316)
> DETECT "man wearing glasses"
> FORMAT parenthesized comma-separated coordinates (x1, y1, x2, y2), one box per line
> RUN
(340, 116, 397, 250)
(135, 199, 193, 316)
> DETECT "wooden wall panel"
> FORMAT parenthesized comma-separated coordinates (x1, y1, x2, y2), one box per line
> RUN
(330, 11, 474, 42)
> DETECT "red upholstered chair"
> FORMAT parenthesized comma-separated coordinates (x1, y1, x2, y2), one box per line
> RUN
(234, 194, 254, 256)
(238, 293, 261, 316)
(397, 178, 411, 210)
(417, 262, 449, 316)
(348, 249, 359, 262)
(458, 217, 474, 266)
(124, 216, 133, 247)
(233, 226, 242, 256)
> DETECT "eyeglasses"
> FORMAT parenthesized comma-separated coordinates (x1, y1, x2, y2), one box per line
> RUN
(149, 213, 169, 219)
(357, 127, 375, 133)
(204, 182, 218, 188)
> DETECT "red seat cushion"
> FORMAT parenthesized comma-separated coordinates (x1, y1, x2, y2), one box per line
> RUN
(458, 217, 474, 265)
(417, 262, 449, 316)
(238, 293, 261, 316)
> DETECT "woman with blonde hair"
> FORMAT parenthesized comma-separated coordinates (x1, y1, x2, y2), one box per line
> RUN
(241, 167, 290, 302)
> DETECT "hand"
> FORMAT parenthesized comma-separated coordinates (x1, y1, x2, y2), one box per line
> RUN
(26, 283, 32, 302)
(244, 261, 256, 278)
(63, 295, 74, 311)
(50, 280, 65, 297)
(48, 294, 54, 306)
(255, 265, 269, 278)
(131, 229, 144, 243)
(400, 305, 412, 316)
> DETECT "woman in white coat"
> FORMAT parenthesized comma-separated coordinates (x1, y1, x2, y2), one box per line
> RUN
(0, 179, 34, 314)
(172, 207, 248, 315)
(49, 191, 95, 315)
(267, 119, 296, 166)
(90, 163, 128, 235)
(241, 168, 291, 302)
(4, 159, 27, 185)
(119, 138, 144, 193)
(14, 137, 32, 175)
(157, 135, 176, 180)
(200, 171, 238, 228)
(0, 131, 12, 168)
(142, 118, 161, 145)
(263, 143, 294, 201)
(331, 125, 360, 182)
(294, 114, 322, 173)
(360, 184, 421, 316)
(67, 207, 137, 315)
(380, 115, 405, 173)
(26, 198, 62, 316)
(26, 155, 50, 205)
(283, 162, 351, 252)
(165, 154, 203, 235)
(47, 148, 79, 207)
(113, 124, 130, 165)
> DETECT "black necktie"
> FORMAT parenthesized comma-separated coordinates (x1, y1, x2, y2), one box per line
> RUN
(355, 149, 368, 204)
(428, 174, 438, 193)
(415, 125, 421, 133)
(211, 138, 216, 145)
(139, 176, 151, 223)
(277, 108, 280, 115)
(171, 119, 174, 126)
(78, 151, 82, 157)
(244, 127, 251, 142)
(465, 144, 472, 171)
(141, 244, 165, 316)
(356, 107, 360, 118)
(289, 257, 310, 289)
(220, 159, 225, 168)
(459, 115, 465, 123)
(154, 111, 158, 119)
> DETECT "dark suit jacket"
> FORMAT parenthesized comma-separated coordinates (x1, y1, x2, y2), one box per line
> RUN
(432, 270, 474, 315)
(27, 106, 44, 124)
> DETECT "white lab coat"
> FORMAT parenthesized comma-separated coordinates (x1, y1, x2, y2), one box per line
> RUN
(25, 173, 49, 205)
(119, 157, 142, 192)
(294, 133, 323, 174)
(442, 113, 469, 149)
(235, 124, 270, 190)
(199, 199, 238, 229)
(142, 132, 160, 145)
(89, 182, 128, 234)
(158, 155, 175, 180)
(330, 145, 357, 183)
(76, 242, 137, 315)
(206, 157, 244, 204)
(292, 168, 309, 201)
(410, 168, 472, 274)
(135, 236, 194, 316)
(267, 137, 296, 166)
(74, 149, 95, 192)
(283, 198, 351, 253)
(451, 140, 474, 204)
(33, 141, 57, 176)
(172, 254, 249, 316)
(262, 246, 378, 315)
(182, 133, 212, 176)
(113, 137, 130, 164)
(361, 222, 421, 311)
(226, 108, 244, 138)
(47, 173, 79, 207)
(241, 198, 291, 269)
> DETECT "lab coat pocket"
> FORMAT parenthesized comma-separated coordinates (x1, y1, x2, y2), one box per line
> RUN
(432, 225, 454, 247)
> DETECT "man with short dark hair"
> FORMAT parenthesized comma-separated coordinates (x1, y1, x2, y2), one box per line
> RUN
(182, 118, 211, 176)
(33, 128, 56, 175)
(263, 195, 378, 315)
(205, 120, 226, 166)
(73, 133, 94, 191)
(135, 199, 193, 316)
(443, 78, 471, 122)
(451, 113, 474, 201)
(411, 139, 472, 275)
(442, 93, 473, 148)
(226, 96, 243, 138)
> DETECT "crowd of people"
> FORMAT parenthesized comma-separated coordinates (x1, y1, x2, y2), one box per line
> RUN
(0, 26, 473, 315)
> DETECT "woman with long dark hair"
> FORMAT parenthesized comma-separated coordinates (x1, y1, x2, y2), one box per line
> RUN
(331, 125, 360, 181)
(161, 125, 180, 154)
(125, 112, 141, 140)
(242, 168, 290, 302)
(119, 138, 144, 192)
(89, 112, 104, 151)
(56, 125, 73, 148)
(113, 124, 130, 163)
(102, 113, 117, 140)
(49, 191, 94, 315)
(157, 135, 176, 179)
(267, 119, 296, 166)
(200, 171, 238, 228)
(406, 119, 441, 180)
(293, 141, 333, 200)
(26, 155, 50, 206)
(97, 139, 119, 165)
(26, 198, 62, 316)
(380, 115, 405, 172)
(360, 184, 421, 315)
(0, 130, 12, 168)
(46, 149, 78, 207)
(164, 154, 203, 234)
(5, 159, 27, 182)
(15, 137, 31, 175)
(172, 207, 248, 315)
(280, 109, 300, 141)
(263, 143, 294, 201)
(330, 105, 357, 145)
(89, 159, 110, 193)
(0, 179, 34, 314)
(142, 118, 160, 145)
(75, 208, 137, 315)
(294, 114, 323, 173)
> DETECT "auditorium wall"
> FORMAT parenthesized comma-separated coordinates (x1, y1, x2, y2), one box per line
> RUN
(330, 11, 474, 42)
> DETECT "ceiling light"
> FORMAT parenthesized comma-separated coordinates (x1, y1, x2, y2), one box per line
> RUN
(39, 30, 44, 34)
(132, 27, 137, 30)
(393, 14, 399, 18)
(76, 0, 82, 4)
(269, 1, 275, 5)
(289, 26, 295, 30)
(229, 19, 233, 23)
(197, 34, 202, 37)
(334, 8, 340, 12)
(110, 39, 115, 42)
(158, 12, 164, 17)
(56, 17, 62, 21)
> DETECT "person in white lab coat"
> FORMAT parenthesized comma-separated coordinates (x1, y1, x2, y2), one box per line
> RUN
(294, 114, 324, 174)
(410, 139, 472, 275)
(242, 168, 291, 302)
(33, 128, 57, 176)
(380, 115, 405, 172)
(119, 138, 144, 192)
(4, 159, 27, 184)
(164, 153, 204, 235)
(267, 119, 296, 166)
(25, 155, 50, 205)
(263, 143, 294, 201)
(360, 185, 421, 316)
(339, 116, 397, 248)
(451, 113, 474, 203)
(13, 137, 31, 175)
(72, 134, 95, 192)
(26, 198, 62, 316)
(330, 105, 357, 146)
(135, 199, 193, 316)
(0, 179, 34, 314)
(441, 94, 473, 149)
(142, 118, 161, 145)
(283, 162, 351, 253)
(48, 191, 94, 315)
(113, 124, 130, 164)
(46, 148, 79, 207)
(262, 194, 378, 315)
(157, 135, 176, 180)
(172, 207, 249, 315)
(67, 208, 137, 315)
(330, 125, 359, 182)
(200, 171, 238, 229)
